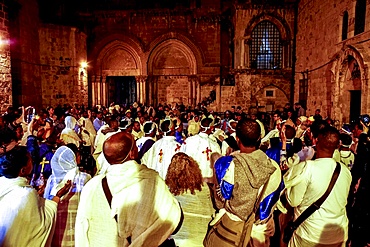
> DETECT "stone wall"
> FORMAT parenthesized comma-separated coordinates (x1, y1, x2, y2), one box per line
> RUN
(8, 0, 42, 109)
(0, 0, 11, 112)
(295, 0, 370, 123)
(39, 25, 88, 108)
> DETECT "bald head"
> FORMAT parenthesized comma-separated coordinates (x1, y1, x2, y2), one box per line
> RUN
(103, 132, 137, 164)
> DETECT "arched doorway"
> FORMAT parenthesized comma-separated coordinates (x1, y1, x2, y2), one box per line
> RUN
(147, 39, 197, 106)
(332, 46, 369, 125)
(91, 39, 143, 107)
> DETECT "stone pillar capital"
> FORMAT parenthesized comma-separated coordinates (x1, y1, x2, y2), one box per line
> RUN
(135, 75, 148, 83)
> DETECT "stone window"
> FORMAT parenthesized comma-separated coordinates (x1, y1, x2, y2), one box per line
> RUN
(265, 89, 275, 97)
(355, 0, 366, 35)
(299, 78, 308, 109)
(342, 11, 348, 40)
(249, 21, 282, 70)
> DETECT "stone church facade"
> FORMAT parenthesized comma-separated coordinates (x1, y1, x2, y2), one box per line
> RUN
(1, 0, 370, 124)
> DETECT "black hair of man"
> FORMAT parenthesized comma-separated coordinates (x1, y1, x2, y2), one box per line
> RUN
(236, 119, 261, 147)
(311, 119, 329, 138)
(143, 122, 156, 136)
(161, 120, 174, 135)
(317, 126, 340, 153)
(340, 133, 352, 146)
(103, 132, 135, 165)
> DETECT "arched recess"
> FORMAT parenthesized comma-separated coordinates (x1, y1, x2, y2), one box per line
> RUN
(252, 84, 289, 112)
(243, 14, 292, 69)
(148, 32, 204, 71)
(147, 38, 199, 106)
(330, 45, 369, 125)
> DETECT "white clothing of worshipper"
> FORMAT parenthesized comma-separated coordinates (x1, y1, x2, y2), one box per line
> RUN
(141, 119, 182, 179)
(78, 115, 97, 150)
(75, 132, 182, 247)
(284, 126, 351, 247)
(182, 118, 221, 180)
(60, 116, 81, 148)
(136, 121, 156, 160)
(0, 146, 70, 247)
(43, 145, 91, 247)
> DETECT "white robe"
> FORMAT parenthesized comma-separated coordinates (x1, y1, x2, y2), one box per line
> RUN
(75, 160, 181, 247)
(0, 177, 57, 247)
(141, 136, 181, 179)
(182, 132, 221, 178)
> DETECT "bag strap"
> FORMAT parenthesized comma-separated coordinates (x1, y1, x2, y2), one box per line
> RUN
(102, 177, 113, 207)
(102, 177, 118, 223)
(293, 162, 341, 227)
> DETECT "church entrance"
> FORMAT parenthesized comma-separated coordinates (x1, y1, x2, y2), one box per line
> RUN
(350, 90, 361, 123)
(107, 76, 137, 106)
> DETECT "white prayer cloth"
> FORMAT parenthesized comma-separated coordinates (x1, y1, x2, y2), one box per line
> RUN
(182, 132, 221, 178)
(0, 176, 57, 247)
(339, 150, 355, 169)
(43, 146, 91, 247)
(141, 136, 182, 179)
(75, 160, 182, 247)
(284, 158, 352, 246)
(78, 117, 96, 148)
(60, 116, 81, 148)
(136, 136, 154, 152)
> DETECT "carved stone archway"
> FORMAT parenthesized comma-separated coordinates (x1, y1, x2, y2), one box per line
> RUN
(330, 45, 369, 125)
(147, 38, 198, 106)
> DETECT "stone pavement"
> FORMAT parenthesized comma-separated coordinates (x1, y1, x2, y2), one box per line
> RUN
(172, 185, 214, 247)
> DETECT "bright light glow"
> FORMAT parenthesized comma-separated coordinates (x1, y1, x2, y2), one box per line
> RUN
(81, 61, 88, 68)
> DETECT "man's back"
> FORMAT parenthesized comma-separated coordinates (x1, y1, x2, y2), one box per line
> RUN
(286, 158, 351, 245)
(75, 160, 182, 247)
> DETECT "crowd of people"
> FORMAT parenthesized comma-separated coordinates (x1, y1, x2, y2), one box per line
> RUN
(0, 100, 369, 247)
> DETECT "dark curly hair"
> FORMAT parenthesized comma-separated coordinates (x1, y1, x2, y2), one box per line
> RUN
(165, 152, 203, 196)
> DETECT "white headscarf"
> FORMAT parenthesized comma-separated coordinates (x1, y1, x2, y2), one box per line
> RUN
(61, 116, 81, 147)
(44, 146, 79, 199)
(64, 116, 77, 129)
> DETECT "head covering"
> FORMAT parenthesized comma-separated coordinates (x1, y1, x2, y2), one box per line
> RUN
(298, 116, 307, 122)
(44, 146, 78, 199)
(227, 119, 238, 132)
(143, 121, 156, 135)
(119, 119, 132, 130)
(308, 116, 315, 122)
(125, 109, 131, 114)
(160, 119, 174, 135)
(64, 116, 77, 129)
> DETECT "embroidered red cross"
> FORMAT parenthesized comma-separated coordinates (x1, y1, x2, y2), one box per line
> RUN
(175, 144, 181, 152)
(202, 147, 212, 161)
(159, 149, 163, 163)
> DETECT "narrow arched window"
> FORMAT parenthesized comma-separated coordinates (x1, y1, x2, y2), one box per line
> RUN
(250, 21, 282, 70)
(342, 11, 348, 40)
(355, 0, 366, 35)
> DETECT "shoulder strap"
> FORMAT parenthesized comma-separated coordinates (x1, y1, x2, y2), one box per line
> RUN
(102, 177, 118, 222)
(293, 162, 341, 227)
(102, 177, 113, 207)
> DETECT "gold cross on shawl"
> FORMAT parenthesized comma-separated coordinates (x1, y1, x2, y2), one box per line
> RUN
(202, 147, 212, 161)
(159, 149, 163, 163)
(175, 144, 181, 152)
(39, 157, 49, 173)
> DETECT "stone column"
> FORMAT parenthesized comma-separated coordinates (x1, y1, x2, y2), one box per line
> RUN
(0, 0, 12, 113)
(101, 76, 108, 107)
(188, 75, 199, 107)
(135, 75, 148, 104)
